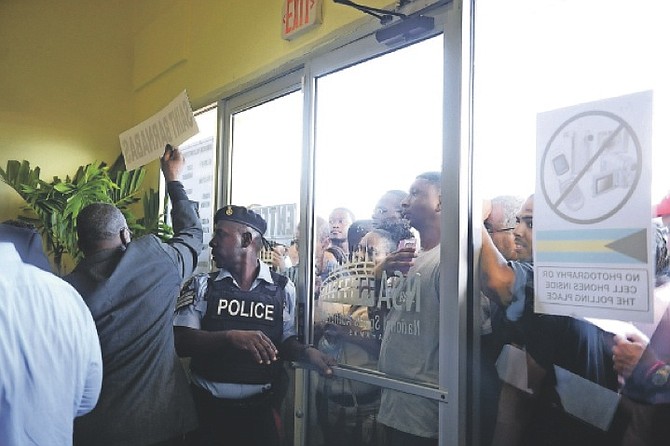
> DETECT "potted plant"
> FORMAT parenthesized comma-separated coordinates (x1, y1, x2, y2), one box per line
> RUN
(0, 156, 171, 275)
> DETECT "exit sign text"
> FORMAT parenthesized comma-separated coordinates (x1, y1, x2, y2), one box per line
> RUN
(282, 0, 322, 40)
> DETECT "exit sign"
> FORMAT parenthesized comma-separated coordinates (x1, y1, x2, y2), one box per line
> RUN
(282, 0, 322, 40)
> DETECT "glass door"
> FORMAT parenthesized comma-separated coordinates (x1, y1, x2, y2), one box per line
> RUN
(473, 1, 670, 445)
(218, 6, 464, 445)
(221, 72, 305, 442)
(305, 33, 446, 446)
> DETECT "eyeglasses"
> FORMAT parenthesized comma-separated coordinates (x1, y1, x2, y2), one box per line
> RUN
(486, 227, 515, 234)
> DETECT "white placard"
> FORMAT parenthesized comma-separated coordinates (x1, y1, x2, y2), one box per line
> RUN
(119, 90, 199, 170)
(535, 91, 654, 322)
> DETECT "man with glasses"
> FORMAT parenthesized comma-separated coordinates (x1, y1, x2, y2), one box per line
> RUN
(481, 194, 620, 446)
(480, 195, 523, 446)
(484, 196, 524, 262)
(65, 145, 202, 446)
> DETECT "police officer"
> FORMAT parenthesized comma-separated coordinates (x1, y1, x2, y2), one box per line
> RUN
(174, 205, 335, 446)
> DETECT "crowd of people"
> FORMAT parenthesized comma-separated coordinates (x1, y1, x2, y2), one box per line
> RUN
(479, 194, 670, 446)
(2, 144, 669, 446)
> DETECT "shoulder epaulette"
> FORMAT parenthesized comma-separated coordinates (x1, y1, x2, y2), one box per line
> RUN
(175, 276, 197, 311)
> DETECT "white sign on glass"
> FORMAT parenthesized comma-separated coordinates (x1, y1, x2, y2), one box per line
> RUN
(534, 91, 654, 322)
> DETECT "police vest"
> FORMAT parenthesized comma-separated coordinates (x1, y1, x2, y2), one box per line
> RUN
(190, 272, 287, 384)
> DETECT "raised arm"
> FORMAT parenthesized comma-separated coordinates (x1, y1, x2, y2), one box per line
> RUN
(159, 144, 204, 281)
(480, 213, 516, 307)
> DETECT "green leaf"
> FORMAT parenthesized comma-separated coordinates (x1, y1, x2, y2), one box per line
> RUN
(1, 156, 173, 274)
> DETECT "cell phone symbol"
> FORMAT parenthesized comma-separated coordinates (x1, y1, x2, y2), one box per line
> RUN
(552, 154, 570, 176)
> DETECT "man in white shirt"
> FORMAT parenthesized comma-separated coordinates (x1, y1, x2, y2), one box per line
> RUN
(0, 242, 102, 446)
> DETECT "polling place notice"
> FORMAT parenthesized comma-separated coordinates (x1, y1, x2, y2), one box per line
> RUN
(119, 90, 199, 170)
(534, 91, 654, 322)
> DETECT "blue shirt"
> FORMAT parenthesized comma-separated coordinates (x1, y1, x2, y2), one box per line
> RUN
(0, 243, 102, 446)
(506, 260, 533, 321)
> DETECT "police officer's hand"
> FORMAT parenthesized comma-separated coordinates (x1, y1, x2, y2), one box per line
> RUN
(305, 347, 336, 377)
(226, 330, 279, 365)
(161, 144, 185, 182)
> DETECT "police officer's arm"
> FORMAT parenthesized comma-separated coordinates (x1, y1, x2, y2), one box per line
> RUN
(174, 325, 279, 365)
(159, 145, 204, 281)
(480, 224, 516, 308)
(279, 336, 335, 376)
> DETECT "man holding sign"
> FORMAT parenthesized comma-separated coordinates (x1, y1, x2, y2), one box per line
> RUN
(66, 145, 202, 446)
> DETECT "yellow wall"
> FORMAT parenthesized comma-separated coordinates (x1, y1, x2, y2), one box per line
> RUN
(0, 0, 135, 219)
(128, 0, 386, 182)
(0, 0, 388, 245)
(130, 0, 379, 114)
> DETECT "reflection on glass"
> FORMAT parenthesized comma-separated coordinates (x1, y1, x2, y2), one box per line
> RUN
(475, 1, 670, 445)
(230, 91, 303, 289)
(306, 378, 439, 446)
(311, 35, 443, 445)
(230, 91, 302, 211)
(174, 106, 217, 274)
(227, 90, 303, 444)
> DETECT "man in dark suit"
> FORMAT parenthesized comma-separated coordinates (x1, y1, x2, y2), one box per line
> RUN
(0, 220, 51, 271)
(65, 145, 203, 446)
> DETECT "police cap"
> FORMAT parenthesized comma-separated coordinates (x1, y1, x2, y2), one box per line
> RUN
(214, 205, 267, 236)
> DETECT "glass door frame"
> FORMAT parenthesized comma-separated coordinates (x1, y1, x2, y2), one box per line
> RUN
(215, 2, 474, 444)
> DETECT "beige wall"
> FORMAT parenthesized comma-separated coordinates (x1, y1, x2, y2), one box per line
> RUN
(0, 0, 386, 223)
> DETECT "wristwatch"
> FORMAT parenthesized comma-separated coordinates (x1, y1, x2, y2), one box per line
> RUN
(651, 363, 670, 387)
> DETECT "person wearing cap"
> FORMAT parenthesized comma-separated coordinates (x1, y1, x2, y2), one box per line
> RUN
(65, 145, 202, 446)
(174, 204, 336, 446)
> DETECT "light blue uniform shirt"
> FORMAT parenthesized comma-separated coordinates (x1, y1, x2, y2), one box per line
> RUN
(174, 260, 297, 398)
(0, 243, 102, 446)
(506, 261, 533, 321)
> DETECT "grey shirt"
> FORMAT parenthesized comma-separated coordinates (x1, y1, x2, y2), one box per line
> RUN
(377, 245, 441, 438)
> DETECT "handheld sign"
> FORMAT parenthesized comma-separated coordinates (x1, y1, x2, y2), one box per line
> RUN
(119, 90, 199, 170)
